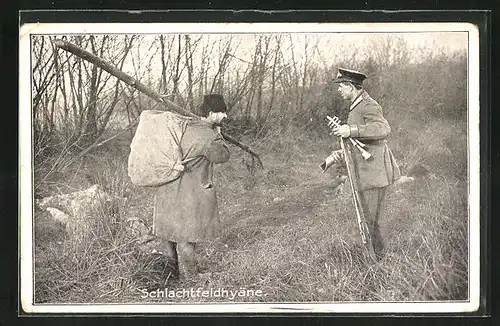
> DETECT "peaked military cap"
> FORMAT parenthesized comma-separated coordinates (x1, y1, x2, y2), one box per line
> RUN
(332, 67, 367, 85)
(200, 94, 227, 113)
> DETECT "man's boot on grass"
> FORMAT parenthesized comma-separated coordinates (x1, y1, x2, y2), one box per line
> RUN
(177, 242, 197, 281)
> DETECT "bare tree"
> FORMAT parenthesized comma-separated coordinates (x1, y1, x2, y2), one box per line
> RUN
(32, 34, 138, 184)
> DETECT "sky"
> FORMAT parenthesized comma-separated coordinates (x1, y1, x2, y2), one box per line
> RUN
(28, 22, 470, 69)
(121, 31, 469, 83)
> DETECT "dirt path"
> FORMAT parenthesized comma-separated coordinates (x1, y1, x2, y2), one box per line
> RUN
(217, 152, 345, 249)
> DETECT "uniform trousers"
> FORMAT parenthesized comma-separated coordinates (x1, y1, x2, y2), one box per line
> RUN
(358, 186, 387, 259)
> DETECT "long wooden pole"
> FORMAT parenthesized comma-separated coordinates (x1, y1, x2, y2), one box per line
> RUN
(52, 39, 263, 168)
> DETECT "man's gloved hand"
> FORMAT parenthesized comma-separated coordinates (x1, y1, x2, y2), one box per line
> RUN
(333, 124, 351, 138)
(330, 149, 344, 163)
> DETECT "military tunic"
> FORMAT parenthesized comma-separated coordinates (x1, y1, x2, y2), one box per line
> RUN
(153, 119, 230, 242)
(346, 90, 400, 191)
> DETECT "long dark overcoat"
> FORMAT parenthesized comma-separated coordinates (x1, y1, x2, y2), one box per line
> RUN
(153, 119, 230, 242)
(345, 91, 401, 191)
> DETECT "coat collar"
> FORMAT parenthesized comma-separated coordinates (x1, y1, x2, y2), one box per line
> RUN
(349, 90, 367, 111)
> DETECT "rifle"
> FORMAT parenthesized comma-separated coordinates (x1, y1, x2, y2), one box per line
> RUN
(325, 115, 376, 261)
(340, 137, 377, 261)
(52, 39, 263, 169)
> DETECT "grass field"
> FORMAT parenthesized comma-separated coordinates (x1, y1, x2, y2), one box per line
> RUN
(33, 113, 469, 304)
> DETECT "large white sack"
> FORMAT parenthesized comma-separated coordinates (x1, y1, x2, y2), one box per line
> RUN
(128, 110, 193, 186)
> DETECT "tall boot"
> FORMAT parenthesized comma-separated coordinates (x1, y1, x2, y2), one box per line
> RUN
(163, 240, 179, 279)
(360, 187, 387, 261)
(176, 242, 197, 280)
(372, 187, 387, 260)
(370, 221, 385, 260)
(164, 241, 177, 261)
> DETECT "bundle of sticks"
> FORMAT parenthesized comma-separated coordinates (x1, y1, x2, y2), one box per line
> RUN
(326, 115, 372, 161)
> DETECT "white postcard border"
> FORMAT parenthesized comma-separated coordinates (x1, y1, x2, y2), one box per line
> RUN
(19, 21, 481, 314)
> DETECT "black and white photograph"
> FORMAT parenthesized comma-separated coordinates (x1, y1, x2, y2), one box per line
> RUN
(19, 21, 480, 313)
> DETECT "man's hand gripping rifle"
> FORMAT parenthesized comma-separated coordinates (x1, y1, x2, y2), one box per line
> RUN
(324, 115, 377, 262)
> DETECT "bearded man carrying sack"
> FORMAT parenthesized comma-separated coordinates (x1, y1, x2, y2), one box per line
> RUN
(152, 94, 230, 280)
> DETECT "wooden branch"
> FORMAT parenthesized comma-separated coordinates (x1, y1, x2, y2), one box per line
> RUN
(52, 39, 195, 117)
(52, 38, 263, 168)
(221, 132, 263, 169)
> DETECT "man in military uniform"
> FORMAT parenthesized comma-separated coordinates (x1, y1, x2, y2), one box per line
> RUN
(329, 68, 400, 259)
(154, 94, 230, 280)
